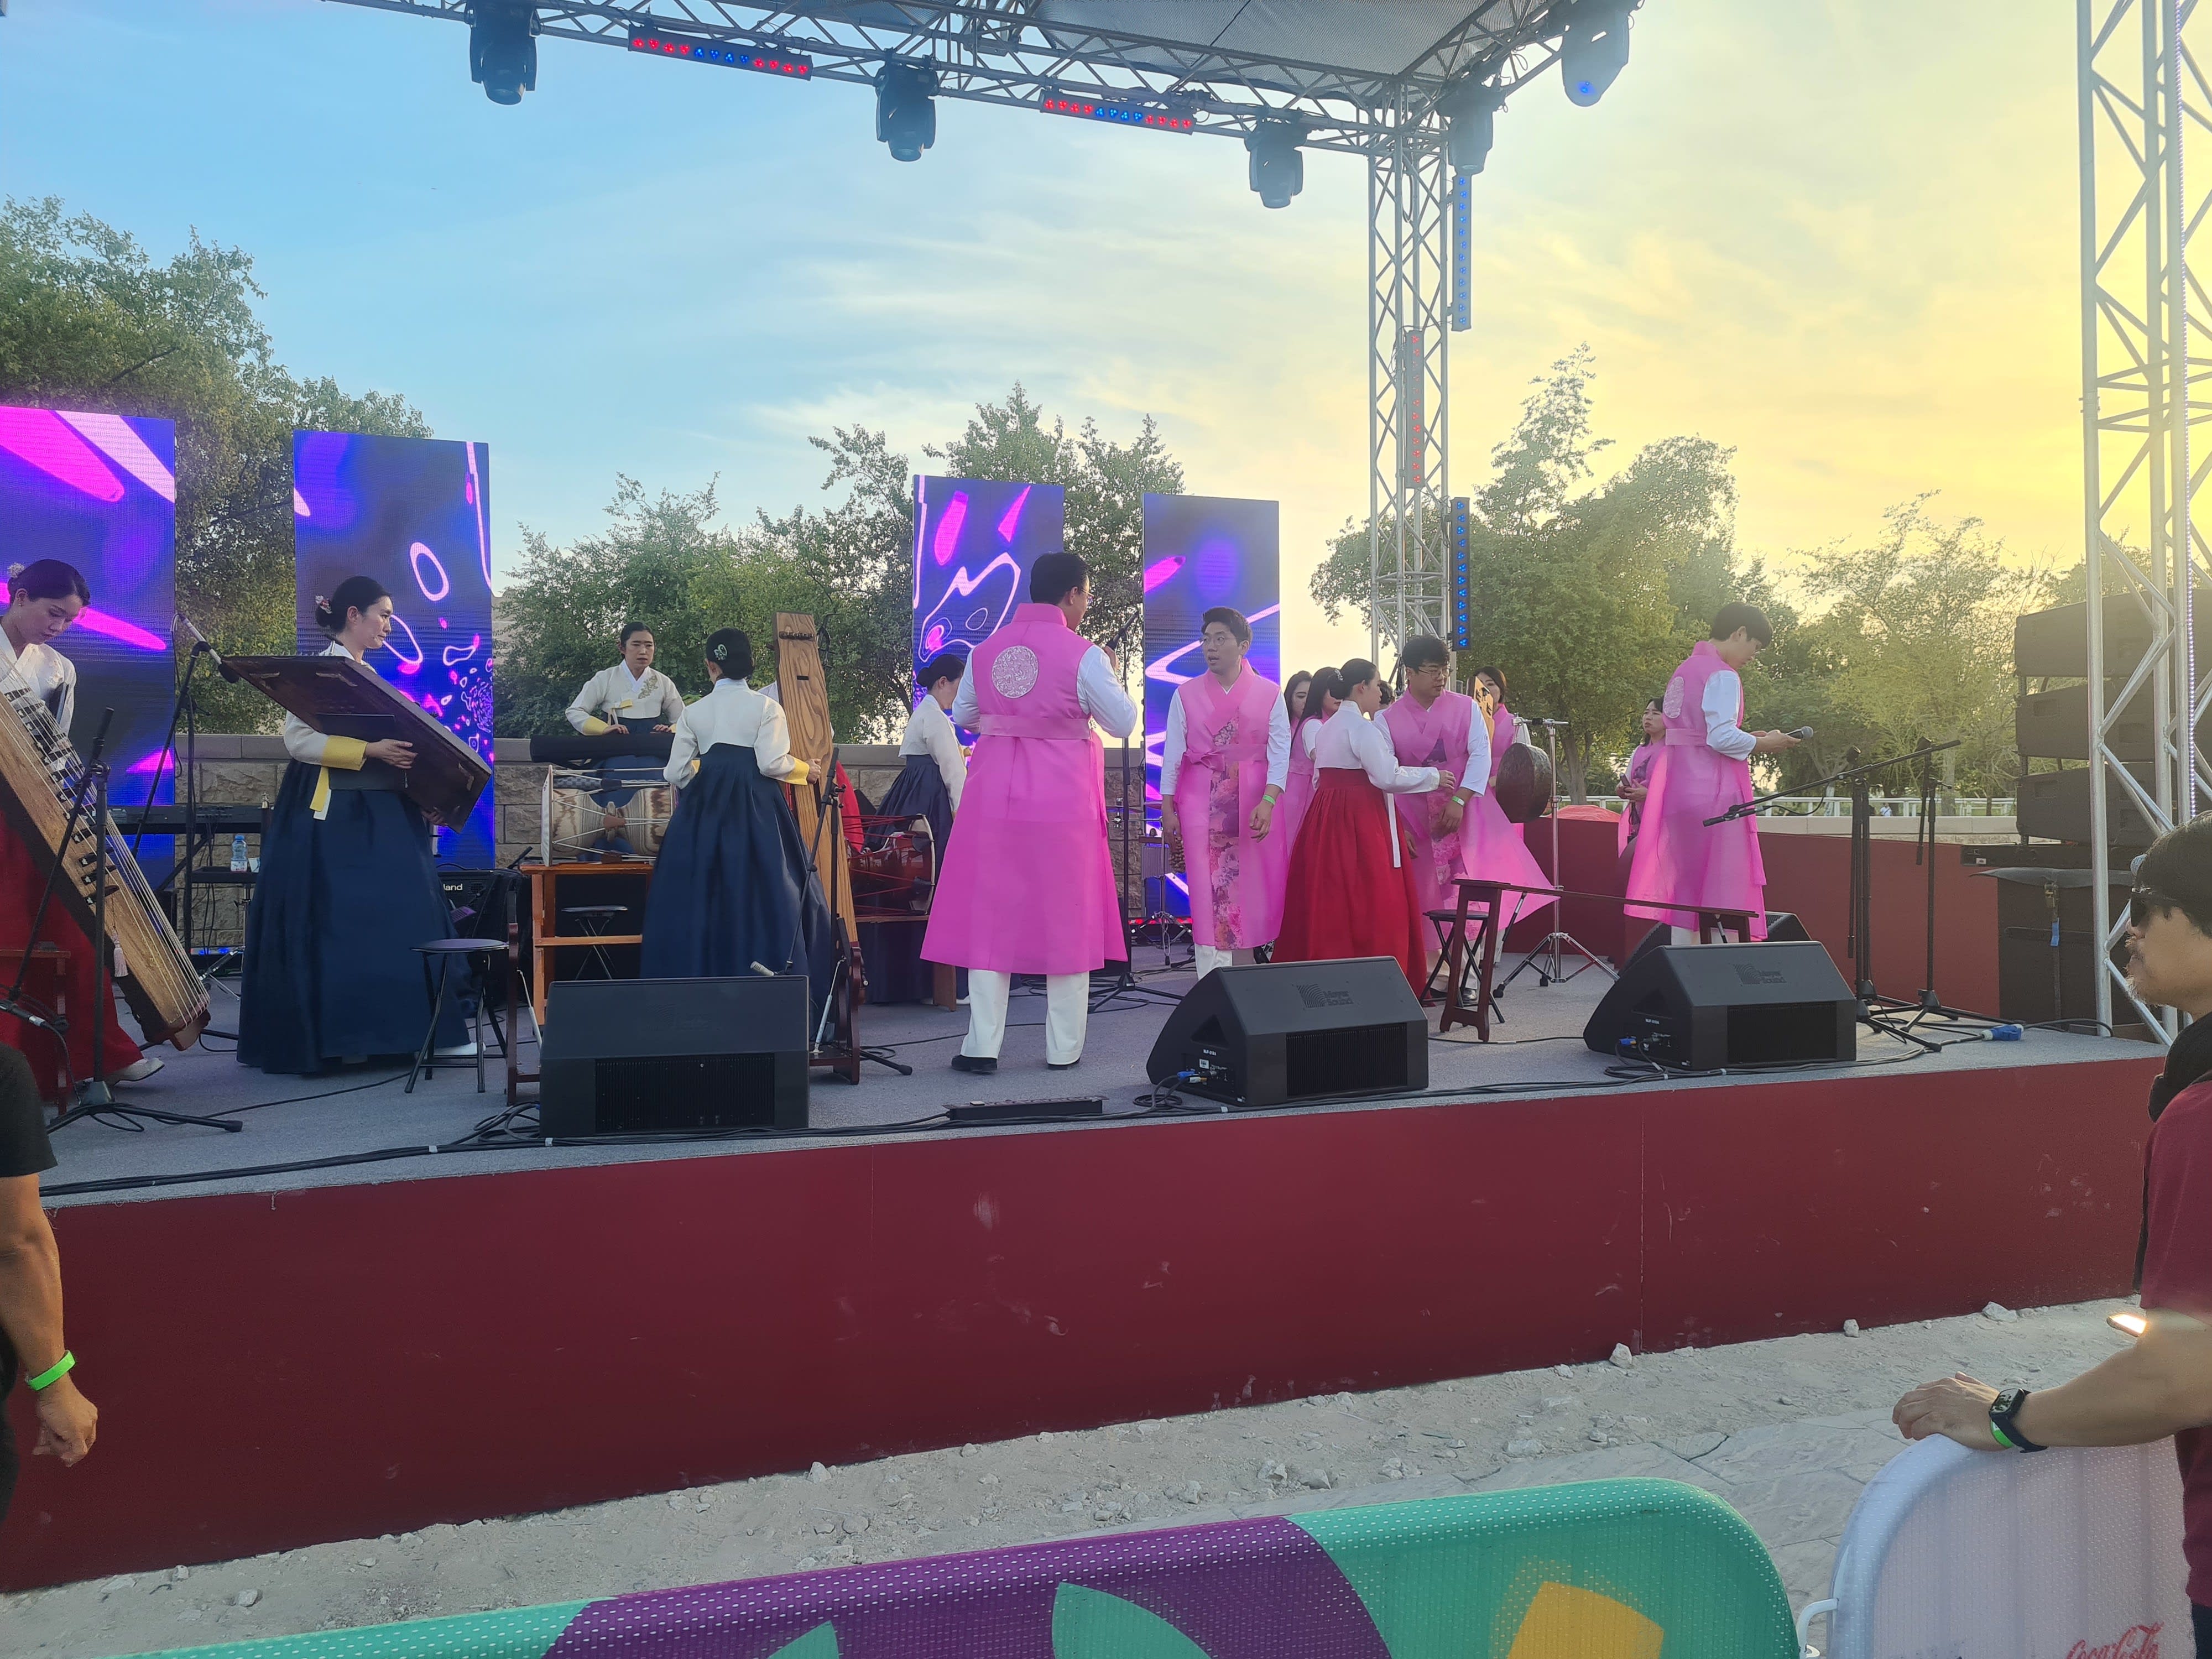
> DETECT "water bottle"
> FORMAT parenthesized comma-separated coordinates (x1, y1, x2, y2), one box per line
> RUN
(229, 833, 248, 873)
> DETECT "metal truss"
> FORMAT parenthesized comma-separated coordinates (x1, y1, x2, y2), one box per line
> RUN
(323, 0, 1594, 665)
(2079, 0, 2212, 1037)
(1369, 103, 1452, 658)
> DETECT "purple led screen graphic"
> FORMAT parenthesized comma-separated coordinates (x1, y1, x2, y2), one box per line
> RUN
(293, 432, 494, 864)
(911, 475, 1065, 724)
(0, 406, 178, 807)
(1141, 494, 1280, 917)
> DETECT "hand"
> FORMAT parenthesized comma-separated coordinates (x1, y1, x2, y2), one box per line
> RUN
(1752, 729, 1801, 754)
(1892, 1373, 2001, 1449)
(606, 721, 630, 735)
(364, 739, 416, 770)
(1249, 797, 1275, 841)
(32, 1375, 97, 1465)
(1623, 784, 1648, 804)
(1434, 770, 1459, 792)
(653, 724, 674, 734)
(1100, 645, 1119, 676)
(1158, 800, 1180, 843)
(1440, 794, 1467, 833)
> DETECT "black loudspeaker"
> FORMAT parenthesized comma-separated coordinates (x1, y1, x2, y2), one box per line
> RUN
(2016, 766, 2159, 848)
(539, 977, 810, 1135)
(1581, 941, 1856, 1070)
(1620, 911, 1808, 971)
(1146, 959, 1428, 1108)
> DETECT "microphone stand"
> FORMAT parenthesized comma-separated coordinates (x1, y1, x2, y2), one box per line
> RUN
(1703, 738, 1975, 1036)
(1092, 617, 1179, 1009)
(1499, 716, 1614, 991)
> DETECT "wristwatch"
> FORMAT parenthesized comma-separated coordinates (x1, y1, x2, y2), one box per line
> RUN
(1989, 1387, 2046, 1452)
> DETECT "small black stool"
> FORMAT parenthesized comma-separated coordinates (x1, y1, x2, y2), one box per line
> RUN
(561, 904, 630, 980)
(408, 937, 512, 1094)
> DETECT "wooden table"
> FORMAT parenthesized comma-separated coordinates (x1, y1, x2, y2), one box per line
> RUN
(1436, 879, 1507, 1040)
(520, 861, 653, 1028)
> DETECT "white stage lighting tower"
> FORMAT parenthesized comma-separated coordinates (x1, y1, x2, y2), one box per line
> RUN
(1561, 2, 1632, 108)
(469, 1, 538, 106)
(876, 60, 939, 162)
(1245, 118, 1305, 210)
(1438, 80, 1500, 175)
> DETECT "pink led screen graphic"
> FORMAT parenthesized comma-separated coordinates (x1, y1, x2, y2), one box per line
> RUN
(294, 432, 495, 864)
(0, 406, 178, 806)
(911, 475, 1066, 727)
(1141, 494, 1281, 917)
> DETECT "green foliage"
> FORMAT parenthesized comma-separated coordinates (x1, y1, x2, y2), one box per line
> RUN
(497, 387, 1181, 743)
(0, 197, 428, 731)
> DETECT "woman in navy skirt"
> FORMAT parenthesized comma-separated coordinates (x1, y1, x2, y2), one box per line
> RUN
(238, 575, 464, 1073)
(868, 649, 969, 1002)
(640, 629, 832, 1018)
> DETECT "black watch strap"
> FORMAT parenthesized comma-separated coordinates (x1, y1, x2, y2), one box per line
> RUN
(1990, 1387, 2046, 1452)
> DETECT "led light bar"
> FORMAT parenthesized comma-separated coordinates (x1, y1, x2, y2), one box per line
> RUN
(626, 29, 813, 78)
(1039, 94, 1193, 132)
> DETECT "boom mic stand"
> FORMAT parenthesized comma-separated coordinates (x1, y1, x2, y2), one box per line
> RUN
(1499, 717, 1614, 990)
(1093, 619, 1180, 1010)
(1704, 738, 1975, 1040)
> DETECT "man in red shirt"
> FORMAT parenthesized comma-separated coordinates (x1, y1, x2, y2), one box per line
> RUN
(1896, 816, 2212, 1651)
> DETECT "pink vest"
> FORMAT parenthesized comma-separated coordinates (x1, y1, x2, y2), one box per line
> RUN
(1624, 639, 1767, 933)
(1171, 667, 1287, 948)
(920, 604, 1126, 974)
(1488, 706, 1518, 780)
(1379, 691, 1476, 918)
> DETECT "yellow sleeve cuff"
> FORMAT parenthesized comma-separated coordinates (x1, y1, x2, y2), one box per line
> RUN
(580, 716, 609, 736)
(322, 736, 368, 771)
(786, 759, 811, 786)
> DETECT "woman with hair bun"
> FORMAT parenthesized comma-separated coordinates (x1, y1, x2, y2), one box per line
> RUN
(1276, 666, 1338, 861)
(237, 574, 465, 1073)
(0, 560, 160, 1083)
(1274, 656, 1450, 994)
(640, 628, 832, 1014)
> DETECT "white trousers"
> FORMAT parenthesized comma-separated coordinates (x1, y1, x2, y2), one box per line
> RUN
(1191, 945, 1257, 978)
(961, 970, 1089, 1066)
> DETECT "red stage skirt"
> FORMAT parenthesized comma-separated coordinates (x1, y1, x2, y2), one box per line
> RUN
(0, 813, 145, 1088)
(1273, 768, 1428, 994)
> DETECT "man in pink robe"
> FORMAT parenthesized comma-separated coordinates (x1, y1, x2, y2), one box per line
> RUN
(922, 553, 1137, 1073)
(1159, 607, 1291, 978)
(1625, 603, 1801, 942)
(1380, 638, 1550, 943)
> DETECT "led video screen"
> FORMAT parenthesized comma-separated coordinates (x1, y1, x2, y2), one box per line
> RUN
(293, 431, 495, 864)
(911, 476, 1066, 726)
(0, 406, 178, 807)
(1141, 494, 1281, 916)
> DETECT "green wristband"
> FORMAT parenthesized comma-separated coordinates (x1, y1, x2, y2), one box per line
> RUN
(1989, 1419, 2017, 1451)
(25, 1350, 74, 1392)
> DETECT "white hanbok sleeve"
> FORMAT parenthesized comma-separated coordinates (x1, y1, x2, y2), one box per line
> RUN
(1076, 646, 1138, 739)
(1265, 695, 1291, 791)
(655, 673, 687, 727)
(947, 656, 980, 731)
(1301, 720, 1321, 760)
(1355, 718, 1441, 794)
(566, 668, 609, 734)
(662, 704, 701, 787)
(1703, 670, 1758, 760)
(1460, 701, 1491, 798)
(1159, 696, 1188, 799)
(753, 694, 799, 780)
(924, 701, 966, 810)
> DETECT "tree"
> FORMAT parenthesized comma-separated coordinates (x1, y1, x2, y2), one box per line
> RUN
(0, 197, 429, 730)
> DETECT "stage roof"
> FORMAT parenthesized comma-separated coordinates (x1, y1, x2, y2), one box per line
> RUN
(1029, 1, 1551, 84)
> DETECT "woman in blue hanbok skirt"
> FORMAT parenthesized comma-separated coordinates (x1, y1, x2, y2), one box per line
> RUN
(238, 575, 464, 1074)
(640, 629, 832, 1021)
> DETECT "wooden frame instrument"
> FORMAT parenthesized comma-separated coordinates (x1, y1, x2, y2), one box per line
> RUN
(0, 672, 209, 1050)
(222, 653, 492, 829)
(774, 613, 867, 1084)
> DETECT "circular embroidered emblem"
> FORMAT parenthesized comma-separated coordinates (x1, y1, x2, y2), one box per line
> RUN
(1662, 674, 1686, 721)
(991, 644, 1041, 700)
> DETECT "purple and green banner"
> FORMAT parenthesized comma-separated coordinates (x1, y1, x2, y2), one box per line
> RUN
(124, 1480, 1797, 1659)
(910, 476, 1066, 731)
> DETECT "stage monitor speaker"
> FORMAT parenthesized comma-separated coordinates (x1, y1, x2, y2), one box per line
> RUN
(1146, 958, 1427, 1109)
(1621, 911, 1808, 972)
(1581, 941, 1856, 1071)
(2016, 765, 2159, 848)
(539, 976, 809, 1135)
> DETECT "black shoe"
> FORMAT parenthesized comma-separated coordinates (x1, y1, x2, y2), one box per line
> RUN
(951, 1053, 997, 1075)
(1047, 1058, 1081, 1072)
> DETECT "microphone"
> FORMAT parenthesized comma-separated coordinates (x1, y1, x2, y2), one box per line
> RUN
(1787, 726, 1813, 740)
(749, 961, 778, 978)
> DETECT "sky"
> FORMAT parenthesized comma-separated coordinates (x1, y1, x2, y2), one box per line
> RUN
(0, 1, 2082, 675)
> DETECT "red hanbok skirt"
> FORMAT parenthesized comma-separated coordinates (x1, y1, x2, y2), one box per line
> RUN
(0, 813, 144, 1087)
(1273, 768, 1427, 994)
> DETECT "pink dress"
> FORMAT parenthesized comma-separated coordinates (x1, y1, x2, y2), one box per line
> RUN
(921, 604, 1127, 974)
(1624, 639, 1767, 936)
(1168, 668, 1288, 950)
(1276, 715, 1321, 859)
(1380, 691, 1549, 928)
(1616, 742, 1658, 859)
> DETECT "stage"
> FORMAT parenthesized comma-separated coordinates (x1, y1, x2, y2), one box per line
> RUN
(1, 944, 2164, 1592)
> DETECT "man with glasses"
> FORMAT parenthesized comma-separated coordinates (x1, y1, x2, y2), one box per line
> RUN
(1895, 816, 2212, 1652)
(1624, 602, 1799, 943)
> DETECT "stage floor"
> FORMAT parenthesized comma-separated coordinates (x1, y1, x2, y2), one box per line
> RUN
(39, 942, 2146, 1208)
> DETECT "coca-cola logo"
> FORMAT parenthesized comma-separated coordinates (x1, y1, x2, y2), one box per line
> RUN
(2064, 1623, 2163, 1659)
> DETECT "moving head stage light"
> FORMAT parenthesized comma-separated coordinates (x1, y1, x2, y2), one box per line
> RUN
(1245, 117, 1306, 210)
(1562, 2, 1634, 108)
(469, 0, 538, 106)
(876, 59, 938, 162)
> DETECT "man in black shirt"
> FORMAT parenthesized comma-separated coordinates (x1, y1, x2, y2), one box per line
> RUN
(0, 1044, 97, 1525)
